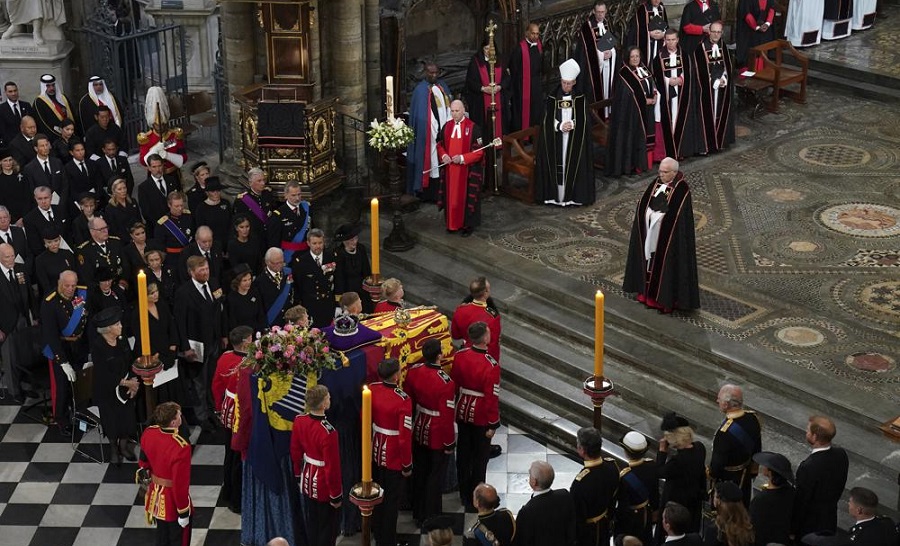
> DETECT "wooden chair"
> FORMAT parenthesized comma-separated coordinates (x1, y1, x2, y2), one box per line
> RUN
(749, 39, 809, 113)
(501, 125, 539, 204)
(589, 99, 611, 168)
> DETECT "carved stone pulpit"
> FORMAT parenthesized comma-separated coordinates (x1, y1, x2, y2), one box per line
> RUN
(235, 84, 340, 200)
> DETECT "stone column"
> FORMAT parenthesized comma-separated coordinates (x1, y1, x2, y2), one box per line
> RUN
(332, 0, 367, 166)
(220, 0, 256, 165)
(365, 0, 381, 122)
(310, 0, 322, 101)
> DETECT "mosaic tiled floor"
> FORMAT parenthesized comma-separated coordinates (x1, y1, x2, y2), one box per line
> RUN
(411, 79, 899, 407)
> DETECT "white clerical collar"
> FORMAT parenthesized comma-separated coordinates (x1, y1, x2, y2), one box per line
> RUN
(665, 535, 686, 542)
(811, 445, 831, 454)
(526, 39, 537, 47)
(532, 488, 551, 497)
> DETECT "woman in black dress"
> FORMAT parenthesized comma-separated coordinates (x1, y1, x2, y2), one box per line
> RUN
(657, 412, 708, 538)
(145, 249, 177, 309)
(193, 177, 233, 243)
(105, 178, 143, 241)
(122, 222, 164, 286)
(226, 214, 264, 274)
(51, 119, 76, 164)
(89, 307, 139, 465)
(333, 223, 374, 313)
(0, 149, 32, 223)
(226, 264, 266, 333)
(748, 452, 794, 546)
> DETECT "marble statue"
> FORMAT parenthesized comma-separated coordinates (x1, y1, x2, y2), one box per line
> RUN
(1, 0, 67, 46)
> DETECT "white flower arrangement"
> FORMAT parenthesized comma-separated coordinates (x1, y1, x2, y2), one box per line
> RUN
(367, 117, 415, 151)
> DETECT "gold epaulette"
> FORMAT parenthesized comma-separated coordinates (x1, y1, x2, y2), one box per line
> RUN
(77, 285, 87, 290)
(109, 235, 120, 240)
(273, 209, 281, 216)
(157, 215, 169, 225)
(77, 240, 90, 249)
(575, 467, 591, 481)
(720, 419, 733, 432)
(137, 131, 151, 145)
(619, 466, 632, 478)
(171, 127, 184, 139)
(45, 291, 57, 301)
(237, 191, 247, 199)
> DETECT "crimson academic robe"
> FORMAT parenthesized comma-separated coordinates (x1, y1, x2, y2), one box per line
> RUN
(436, 118, 484, 231)
(535, 89, 595, 206)
(506, 39, 544, 132)
(652, 46, 705, 159)
(736, 0, 776, 67)
(622, 172, 700, 311)
(604, 64, 656, 177)
(679, 0, 723, 55)
(627, 1, 670, 66)
(464, 53, 506, 142)
(694, 38, 735, 153)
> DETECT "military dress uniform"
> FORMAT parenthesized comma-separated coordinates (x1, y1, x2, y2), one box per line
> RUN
(138, 424, 193, 546)
(404, 361, 457, 521)
(76, 236, 129, 287)
(40, 287, 90, 426)
(233, 188, 275, 238)
(570, 457, 620, 546)
(615, 458, 659, 546)
(266, 201, 311, 263)
(849, 515, 899, 545)
(138, 127, 187, 180)
(155, 213, 195, 270)
(710, 409, 762, 507)
(290, 413, 342, 546)
(371, 380, 413, 546)
(451, 299, 502, 361)
(464, 507, 516, 546)
(451, 346, 501, 511)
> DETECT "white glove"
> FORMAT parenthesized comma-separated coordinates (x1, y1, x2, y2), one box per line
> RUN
(158, 149, 168, 160)
(178, 515, 190, 528)
(150, 141, 165, 154)
(60, 363, 77, 382)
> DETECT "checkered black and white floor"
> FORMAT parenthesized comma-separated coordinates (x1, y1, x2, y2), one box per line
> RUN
(0, 398, 582, 546)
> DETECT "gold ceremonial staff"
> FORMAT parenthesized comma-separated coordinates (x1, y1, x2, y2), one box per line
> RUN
(486, 19, 502, 195)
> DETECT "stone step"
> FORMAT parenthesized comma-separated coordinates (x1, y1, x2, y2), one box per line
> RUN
(807, 67, 900, 103)
(377, 220, 900, 518)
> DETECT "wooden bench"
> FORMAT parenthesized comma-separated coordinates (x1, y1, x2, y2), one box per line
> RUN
(501, 126, 539, 204)
(589, 99, 611, 168)
(748, 39, 809, 113)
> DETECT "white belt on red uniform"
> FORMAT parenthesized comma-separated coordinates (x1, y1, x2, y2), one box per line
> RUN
(304, 454, 325, 467)
(459, 387, 484, 397)
(224, 389, 236, 399)
(373, 424, 399, 436)
(416, 404, 440, 417)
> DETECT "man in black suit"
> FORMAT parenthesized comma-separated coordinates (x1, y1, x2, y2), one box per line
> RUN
(177, 225, 224, 285)
(660, 502, 703, 544)
(174, 255, 224, 428)
(1, 82, 35, 145)
(8, 115, 38, 167)
(22, 133, 67, 205)
(848, 487, 899, 546)
(793, 415, 850, 537)
(84, 105, 127, 159)
(23, 186, 70, 256)
(290, 228, 336, 328)
(254, 247, 295, 328)
(0, 206, 31, 275)
(91, 138, 133, 195)
(64, 141, 105, 210)
(514, 461, 577, 546)
(137, 154, 179, 237)
(0, 243, 35, 400)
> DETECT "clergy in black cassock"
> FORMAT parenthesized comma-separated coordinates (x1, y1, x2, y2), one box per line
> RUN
(623, 158, 700, 313)
(627, 0, 670, 66)
(736, 0, 776, 68)
(694, 23, 735, 154)
(605, 47, 658, 177)
(651, 30, 705, 162)
(506, 23, 544, 132)
(534, 59, 595, 207)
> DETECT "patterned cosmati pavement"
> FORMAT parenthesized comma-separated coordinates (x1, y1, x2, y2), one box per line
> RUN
(414, 82, 900, 406)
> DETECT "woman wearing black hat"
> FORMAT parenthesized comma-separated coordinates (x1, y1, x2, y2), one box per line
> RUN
(703, 481, 754, 546)
(657, 412, 708, 538)
(225, 263, 266, 333)
(749, 451, 795, 546)
(0, 148, 32, 223)
(194, 176, 233, 243)
(88, 266, 130, 338)
(333, 223, 374, 313)
(89, 307, 140, 465)
(226, 214, 264, 275)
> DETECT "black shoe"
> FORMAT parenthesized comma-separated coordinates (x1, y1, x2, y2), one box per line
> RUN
(59, 423, 73, 436)
(119, 438, 137, 461)
(461, 227, 473, 237)
(228, 504, 241, 514)
(489, 444, 502, 458)
(109, 443, 121, 466)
